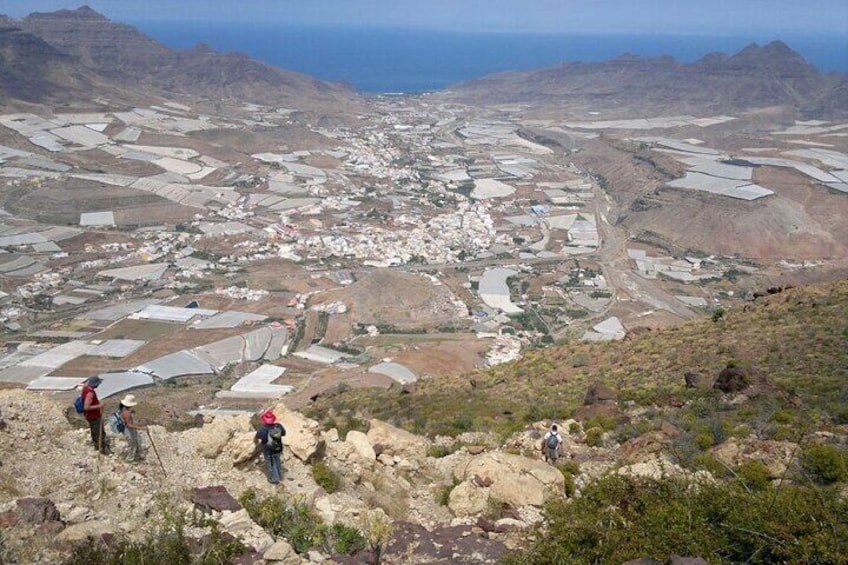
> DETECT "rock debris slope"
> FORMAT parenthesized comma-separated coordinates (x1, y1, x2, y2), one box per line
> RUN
(0, 392, 569, 564)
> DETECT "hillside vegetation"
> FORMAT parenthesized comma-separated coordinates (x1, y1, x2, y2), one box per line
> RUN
(309, 279, 848, 439)
(305, 279, 848, 563)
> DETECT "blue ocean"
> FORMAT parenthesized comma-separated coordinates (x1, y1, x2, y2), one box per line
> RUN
(134, 22, 848, 94)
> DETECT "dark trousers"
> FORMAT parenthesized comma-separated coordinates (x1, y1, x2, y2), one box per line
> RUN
(264, 448, 282, 484)
(87, 418, 109, 453)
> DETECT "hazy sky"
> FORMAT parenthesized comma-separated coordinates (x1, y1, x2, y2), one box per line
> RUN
(5, 1, 848, 35)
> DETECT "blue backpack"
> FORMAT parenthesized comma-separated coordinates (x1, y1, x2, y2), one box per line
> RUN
(74, 395, 84, 414)
(109, 410, 126, 434)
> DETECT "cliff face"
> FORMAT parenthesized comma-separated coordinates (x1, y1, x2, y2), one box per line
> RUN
(447, 41, 848, 118)
(21, 6, 170, 79)
(0, 23, 104, 103)
(7, 6, 359, 108)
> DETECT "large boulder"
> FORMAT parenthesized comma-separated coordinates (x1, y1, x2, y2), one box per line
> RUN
(447, 479, 490, 517)
(263, 539, 296, 563)
(218, 509, 274, 552)
(713, 364, 770, 394)
(194, 415, 252, 459)
(617, 431, 672, 464)
(345, 430, 376, 462)
(191, 486, 242, 513)
(270, 403, 324, 463)
(584, 382, 617, 405)
(384, 521, 508, 564)
(451, 452, 564, 509)
(227, 432, 260, 464)
(711, 439, 798, 477)
(16, 498, 61, 525)
(574, 383, 623, 423)
(617, 455, 686, 480)
(56, 521, 117, 543)
(314, 492, 372, 527)
(366, 419, 430, 461)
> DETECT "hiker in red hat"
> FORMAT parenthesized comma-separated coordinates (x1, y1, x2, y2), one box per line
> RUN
(254, 410, 286, 484)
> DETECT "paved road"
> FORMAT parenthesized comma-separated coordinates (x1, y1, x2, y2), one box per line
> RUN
(591, 190, 696, 321)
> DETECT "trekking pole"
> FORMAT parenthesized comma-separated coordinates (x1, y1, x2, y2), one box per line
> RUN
(146, 428, 167, 477)
(97, 418, 106, 472)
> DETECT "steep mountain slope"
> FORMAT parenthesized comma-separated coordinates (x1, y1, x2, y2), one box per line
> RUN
(0, 21, 98, 103)
(8, 6, 358, 108)
(446, 41, 848, 117)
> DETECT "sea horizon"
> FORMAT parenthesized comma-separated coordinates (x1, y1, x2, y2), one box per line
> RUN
(133, 22, 848, 94)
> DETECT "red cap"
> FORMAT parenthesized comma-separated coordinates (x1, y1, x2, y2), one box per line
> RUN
(261, 411, 276, 425)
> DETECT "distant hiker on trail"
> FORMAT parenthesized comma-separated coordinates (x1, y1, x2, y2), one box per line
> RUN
(255, 411, 286, 484)
(543, 424, 562, 463)
(81, 376, 109, 454)
(118, 394, 147, 462)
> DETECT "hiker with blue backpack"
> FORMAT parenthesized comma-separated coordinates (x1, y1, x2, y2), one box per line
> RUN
(543, 424, 563, 464)
(255, 410, 286, 484)
(79, 376, 109, 454)
(115, 394, 147, 462)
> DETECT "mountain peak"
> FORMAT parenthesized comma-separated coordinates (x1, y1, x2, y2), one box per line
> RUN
(727, 39, 814, 72)
(762, 39, 793, 52)
(26, 5, 109, 21)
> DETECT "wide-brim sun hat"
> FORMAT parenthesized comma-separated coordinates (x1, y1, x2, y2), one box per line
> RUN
(87, 376, 103, 387)
(121, 394, 138, 407)
(261, 411, 276, 425)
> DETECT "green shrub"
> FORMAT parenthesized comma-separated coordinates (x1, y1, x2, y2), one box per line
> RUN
(436, 477, 461, 506)
(483, 497, 508, 521)
(239, 490, 325, 554)
(765, 424, 796, 441)
(570, 353, 590, 367)
(426, 442, 464, 458)
(800, 444, 848, 485)
(583, 415, 616, 432)
(312, 462, 342, 494)
(689, 453, 729, 478)
(695, 431, 715, 450)
(430, 413, 475, 436)
(503, 474, 848, 565)
(324, 413, 369, 440)
(736, 460, 771, 491)
(64, 511, 244, 565)
(770, 409, 795, 425)
(585, 427, 604, 448)
(557, 462, 580, 497)
(568, 422, 581, 435)
(324, 523, 367, 556)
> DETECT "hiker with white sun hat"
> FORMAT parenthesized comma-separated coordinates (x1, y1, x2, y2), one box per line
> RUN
(117, 394, 147, 462)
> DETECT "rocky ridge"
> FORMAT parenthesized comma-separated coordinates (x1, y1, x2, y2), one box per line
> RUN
(446, 41, 848, 118)
(0, 380, 817, 564)
(3, 6, 358, 108)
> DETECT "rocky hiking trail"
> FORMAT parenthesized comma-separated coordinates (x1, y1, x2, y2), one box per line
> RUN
(0, 389, 568, 564)
(0, 382, 817, 564)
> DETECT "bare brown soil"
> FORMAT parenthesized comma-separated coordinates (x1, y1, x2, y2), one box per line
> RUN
(89, 319, 180, 342)
(315, 270, 460, 330)
(281, 366, 396, 411)
(3, 179, 175, 225)
(355, 333, 489, 377)
(323, 313, 353, 343)
(303, 154, 341, 170)
(113, 203, 196, 226)
(247, 268, 339, 294)
(64, 151, 162, 177)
